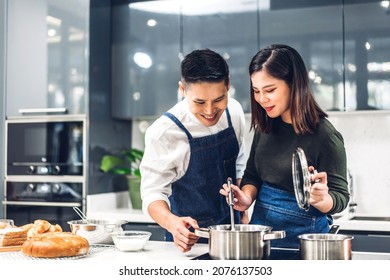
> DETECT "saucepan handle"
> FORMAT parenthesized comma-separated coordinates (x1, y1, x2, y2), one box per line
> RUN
(263, 230, 286, 241)
(194, 228, 210, 239)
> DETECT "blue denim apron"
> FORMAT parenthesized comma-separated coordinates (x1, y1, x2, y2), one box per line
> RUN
(163, 109, 240, 242)
(250, 183, 330, 249)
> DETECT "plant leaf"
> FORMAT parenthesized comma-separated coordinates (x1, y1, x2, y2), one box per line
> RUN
(100, 155, 125, 172)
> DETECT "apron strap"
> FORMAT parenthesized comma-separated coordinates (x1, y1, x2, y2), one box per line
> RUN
(164, 107, 233, 140)
(163, 112, 193, 140)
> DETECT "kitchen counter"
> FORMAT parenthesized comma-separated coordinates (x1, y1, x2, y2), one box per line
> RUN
(87, 191, 154, 223)
(88, 207, 390, 233)
(82, 241, 207, 261)
(87, 192, 390, 233)
(334, 213, 390, 232)
(82, 242, 390, 261)
(87, 208, 154, 223)
(0, 241, 207, 261)
(2, 241, 390, 261)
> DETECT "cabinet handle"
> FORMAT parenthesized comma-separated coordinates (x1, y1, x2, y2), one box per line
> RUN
(18, 108, 68, 114)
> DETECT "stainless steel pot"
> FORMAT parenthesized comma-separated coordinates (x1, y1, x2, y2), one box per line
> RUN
(68, 219, 127, 244)
(298, 233, 354, 260)
(195, 224, 285, 260)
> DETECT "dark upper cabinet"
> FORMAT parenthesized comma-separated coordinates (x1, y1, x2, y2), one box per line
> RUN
(111, 0, 257, 119)
(181, 0, 258, 113)
(111, 0, 390, 118)
(111, 0, 181, 119)
(344, 0, 390, 110)
(6, 0, 89, 116)
(258, 0, 344, 111)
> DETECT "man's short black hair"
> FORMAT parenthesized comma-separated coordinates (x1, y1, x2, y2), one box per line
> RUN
(181, 49, 229, 86)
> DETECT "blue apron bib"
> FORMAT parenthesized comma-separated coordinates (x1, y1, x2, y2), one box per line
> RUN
(250, 183, 330, 249)
(163, 109, 240, 242)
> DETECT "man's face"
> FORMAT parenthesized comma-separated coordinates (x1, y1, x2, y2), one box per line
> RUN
(180, 81, 229, 127)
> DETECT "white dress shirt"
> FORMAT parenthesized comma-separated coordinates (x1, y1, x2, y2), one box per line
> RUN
(140, 97, 246, 215)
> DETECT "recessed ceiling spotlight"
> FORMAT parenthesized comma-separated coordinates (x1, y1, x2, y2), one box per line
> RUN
(147, 19, 157, 27)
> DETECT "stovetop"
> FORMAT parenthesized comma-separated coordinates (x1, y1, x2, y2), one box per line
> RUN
(192, 247, 300, 260)
(191, 248, 390, 260)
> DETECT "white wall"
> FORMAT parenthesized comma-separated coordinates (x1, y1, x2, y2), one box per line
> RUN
(328, 111, 390, 216)
(132, 111, 390, 217)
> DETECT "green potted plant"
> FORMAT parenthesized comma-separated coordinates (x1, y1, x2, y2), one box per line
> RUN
(100, 148, 144, 209)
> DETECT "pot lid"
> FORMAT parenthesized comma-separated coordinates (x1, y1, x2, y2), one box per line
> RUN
(292, 147, 311, 211)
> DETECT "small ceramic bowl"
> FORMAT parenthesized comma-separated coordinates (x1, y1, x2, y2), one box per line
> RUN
(111, 230, 152, 252)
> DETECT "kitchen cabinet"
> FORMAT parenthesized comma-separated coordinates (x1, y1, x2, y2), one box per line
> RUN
(111, 0, 390, 118)
(258, 0, 344, 111)
(5, 0, 89, 116)
(344, 0, 390, 110)
(181, 0, 258, 113)
(111, 0, 181, 119)
(340, 229, 390, 253)
(111, 0, 257, 118)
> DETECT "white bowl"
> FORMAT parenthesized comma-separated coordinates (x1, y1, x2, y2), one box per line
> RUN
(111, 231, 152, 252)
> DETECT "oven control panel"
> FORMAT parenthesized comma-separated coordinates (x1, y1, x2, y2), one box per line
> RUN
(27, 165, 61, 175)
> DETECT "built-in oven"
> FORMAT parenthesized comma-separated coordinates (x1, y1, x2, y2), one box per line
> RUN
(3, 115, 87, 229)
(6, 116, 84, 176)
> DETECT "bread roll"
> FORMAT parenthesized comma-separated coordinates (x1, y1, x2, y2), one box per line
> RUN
(22, 232, 89, 258)
(27, 220, 62, 239)
(49, 224, 62, 232)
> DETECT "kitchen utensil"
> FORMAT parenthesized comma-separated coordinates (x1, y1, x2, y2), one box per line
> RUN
(298, 232, 353, 260)
(73, 206, 88, 222)
(195, 224, 285, 260)
(328, 224, 340, 234)
(292, 147, 318, 211)
(68, 219, 127, 244)
(227, 177, 235, 231)
(111, 230, 152, 252)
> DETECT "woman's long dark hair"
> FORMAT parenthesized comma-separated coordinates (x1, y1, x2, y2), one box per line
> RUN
(249, 44, 327, 134)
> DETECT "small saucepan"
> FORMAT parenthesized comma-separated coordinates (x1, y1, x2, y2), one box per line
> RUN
(195, 224, 285, 260)
(298, 225, 354, 260)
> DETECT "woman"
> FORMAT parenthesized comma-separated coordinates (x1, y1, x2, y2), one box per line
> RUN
(140, 49, 246, 252)
(220, 44, 349, 248)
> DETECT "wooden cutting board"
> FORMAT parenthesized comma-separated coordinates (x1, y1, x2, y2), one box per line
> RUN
(0, 245, 22, 252)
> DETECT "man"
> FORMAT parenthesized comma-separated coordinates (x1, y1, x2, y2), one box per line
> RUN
(140, 49, 246, 252)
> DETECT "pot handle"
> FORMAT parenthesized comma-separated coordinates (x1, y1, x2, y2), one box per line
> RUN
(263, 230, 286, 241)
(194, 228, 210, 239)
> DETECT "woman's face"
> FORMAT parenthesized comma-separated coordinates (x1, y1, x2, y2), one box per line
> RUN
(251, 70, 292, 123)
(180, 81, 229, 127)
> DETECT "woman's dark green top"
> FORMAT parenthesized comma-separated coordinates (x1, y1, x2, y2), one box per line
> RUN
(241, 117, 349, 214)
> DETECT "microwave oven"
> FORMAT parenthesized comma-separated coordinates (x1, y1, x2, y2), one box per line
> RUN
(5, 115, 86, 176)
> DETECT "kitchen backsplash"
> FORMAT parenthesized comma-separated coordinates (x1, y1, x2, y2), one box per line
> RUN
(132, 111, 390, 217)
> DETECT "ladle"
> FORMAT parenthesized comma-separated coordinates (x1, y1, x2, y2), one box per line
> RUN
(227, 177, 235, 231)
(73, 206, 89, 223)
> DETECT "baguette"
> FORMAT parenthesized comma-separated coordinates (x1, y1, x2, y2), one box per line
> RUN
(22, 232, 89, 258)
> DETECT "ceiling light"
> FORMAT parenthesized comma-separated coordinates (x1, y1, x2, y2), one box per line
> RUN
(133, 52, 153, 69)
(147, 19, 157, 27)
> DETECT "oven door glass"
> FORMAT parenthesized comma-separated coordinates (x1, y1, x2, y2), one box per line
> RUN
(7, 121, 83, 175)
